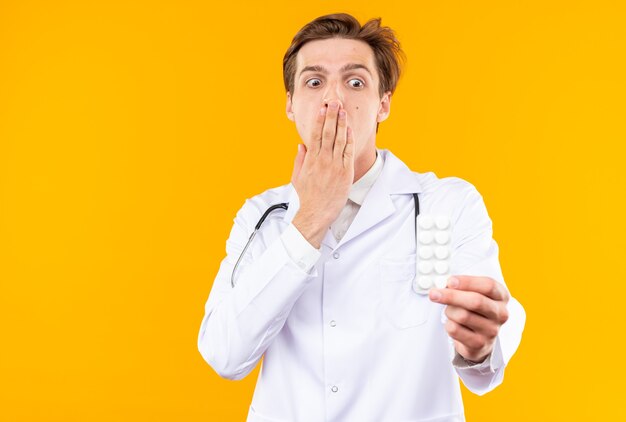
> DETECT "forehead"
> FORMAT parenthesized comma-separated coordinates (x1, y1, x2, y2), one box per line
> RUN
(295, 38, 377, 76)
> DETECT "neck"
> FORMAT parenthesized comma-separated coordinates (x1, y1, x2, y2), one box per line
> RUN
(353, 148, 377, 183)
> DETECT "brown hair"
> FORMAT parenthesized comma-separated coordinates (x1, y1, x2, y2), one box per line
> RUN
(283, 13, 406, 98)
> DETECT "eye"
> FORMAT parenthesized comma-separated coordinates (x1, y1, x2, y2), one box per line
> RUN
(348, 79, 364, 88)
(305, 78, 322, 88)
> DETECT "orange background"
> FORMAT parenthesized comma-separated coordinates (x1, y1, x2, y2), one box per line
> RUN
(1, 1, 625, 420)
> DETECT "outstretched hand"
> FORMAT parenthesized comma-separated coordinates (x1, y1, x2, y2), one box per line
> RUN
(430, 276, 510, 363)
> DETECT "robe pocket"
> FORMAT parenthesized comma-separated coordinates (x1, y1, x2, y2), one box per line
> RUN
(379, 255, 430, 329)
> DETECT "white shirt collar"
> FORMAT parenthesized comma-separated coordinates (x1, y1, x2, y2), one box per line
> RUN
(348, 151, 384, 206)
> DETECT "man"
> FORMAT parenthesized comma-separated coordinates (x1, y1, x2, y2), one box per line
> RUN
(198, 13, 525, 422)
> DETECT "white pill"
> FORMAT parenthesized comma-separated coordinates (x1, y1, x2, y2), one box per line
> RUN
(418, 216, 434, 230)
(435, 261, 449, 274)
(418, 246, 433, 260)
(435, 216, 450, 230)
(435, 246, 449, 260)
(435, 231, 450, 244)
(435, 276, 448, 289)
(419, 231, 434, 244)
(418, 276, 433, 289)
(418, 261, 433, 274)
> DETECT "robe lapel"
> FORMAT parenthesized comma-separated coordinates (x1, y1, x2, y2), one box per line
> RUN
(334, 149, 424, 250)
(282, 150, 424, 251)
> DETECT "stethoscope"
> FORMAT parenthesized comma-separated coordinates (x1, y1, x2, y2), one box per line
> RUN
(231, 194, 420, 288)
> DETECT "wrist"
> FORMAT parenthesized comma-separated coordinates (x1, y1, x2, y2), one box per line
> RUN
(461, 352, 489, 365)
(292, 212, 328, 249)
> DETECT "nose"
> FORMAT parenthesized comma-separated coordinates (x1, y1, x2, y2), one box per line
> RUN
(322, 81, 344, 108)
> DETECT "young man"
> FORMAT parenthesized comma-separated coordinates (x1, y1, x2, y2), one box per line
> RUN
(198, 13, 525, 422)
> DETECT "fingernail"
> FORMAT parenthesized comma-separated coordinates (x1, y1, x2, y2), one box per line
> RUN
(320, 107, 327, 116)
(430, 290, 442, 302)
(448, 277, 459, 288)
(339, 110, 346, 119)
(329, 101, 339, 109)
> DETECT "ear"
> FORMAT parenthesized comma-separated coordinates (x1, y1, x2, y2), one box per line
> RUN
(376, 91, 392, 123)
(286, 92, 295, 121)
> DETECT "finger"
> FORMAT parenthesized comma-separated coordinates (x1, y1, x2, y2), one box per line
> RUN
(290, 143, 306, 184)
(309, 105, 326, 156)
(321, 101, 340, 154)
(333, 107, 347, 161)
(448, 276, 509, 303)
(430, 288, 499, 321)
(444, 319, 488, 351)
(445, 305, 500, 338)
(343, 126, 354, 169)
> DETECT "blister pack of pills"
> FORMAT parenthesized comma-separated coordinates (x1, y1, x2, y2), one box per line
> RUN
(413, 215, 452, 295)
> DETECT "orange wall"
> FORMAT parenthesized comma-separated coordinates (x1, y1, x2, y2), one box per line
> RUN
(1, 1, 624, 420)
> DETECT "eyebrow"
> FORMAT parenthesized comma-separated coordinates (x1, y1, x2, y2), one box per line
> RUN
(299, 63, 373, 78)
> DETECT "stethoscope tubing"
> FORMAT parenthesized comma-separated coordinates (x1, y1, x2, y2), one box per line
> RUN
(231, 196, 419, 288)
(231, 203, 289, 288)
